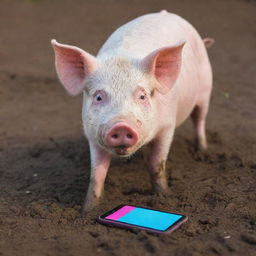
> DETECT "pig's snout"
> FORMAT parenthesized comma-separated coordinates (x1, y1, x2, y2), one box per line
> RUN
(105, 123, 138, 148)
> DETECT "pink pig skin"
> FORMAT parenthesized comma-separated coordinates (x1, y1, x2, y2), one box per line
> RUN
(51, 11, 213, 213)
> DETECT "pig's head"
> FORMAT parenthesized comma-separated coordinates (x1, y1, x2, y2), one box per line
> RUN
(51, 39, 184, 157)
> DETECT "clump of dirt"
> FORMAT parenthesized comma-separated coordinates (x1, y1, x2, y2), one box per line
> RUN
(29, 201, 80, 223)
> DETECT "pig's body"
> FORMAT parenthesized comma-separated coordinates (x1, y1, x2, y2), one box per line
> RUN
(51, 11, 213, 213)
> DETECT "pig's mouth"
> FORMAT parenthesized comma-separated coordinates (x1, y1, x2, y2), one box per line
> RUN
(99, 140, 143, 157)
(110, 143, 142, 157)
(98, 140, 141, 157)
(113, 145, 132, 156)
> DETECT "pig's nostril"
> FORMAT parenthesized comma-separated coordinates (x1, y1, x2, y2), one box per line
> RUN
(112, 134, 118, 139)
(127, 133, 133, 139)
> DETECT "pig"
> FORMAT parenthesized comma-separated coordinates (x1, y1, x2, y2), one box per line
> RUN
(51, 10, 213, 213)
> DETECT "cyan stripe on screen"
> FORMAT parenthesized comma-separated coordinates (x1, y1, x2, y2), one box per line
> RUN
(117, 207, 182, 231)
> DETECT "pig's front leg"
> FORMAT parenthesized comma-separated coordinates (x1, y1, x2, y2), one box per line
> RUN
(148, 128, 174, 193)
(83, 142, 111, 213)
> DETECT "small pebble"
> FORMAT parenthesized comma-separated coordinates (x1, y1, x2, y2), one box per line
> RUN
(224, 235, 231, 239)
(25, 190, 31, 194)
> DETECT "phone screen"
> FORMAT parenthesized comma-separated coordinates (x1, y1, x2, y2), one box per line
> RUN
(101, 205, 185, 232)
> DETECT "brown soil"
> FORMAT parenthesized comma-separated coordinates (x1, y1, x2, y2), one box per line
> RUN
(0, 0, 255, 255)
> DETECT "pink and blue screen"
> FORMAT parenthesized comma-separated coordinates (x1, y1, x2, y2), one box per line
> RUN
(105, 206, 182, 231)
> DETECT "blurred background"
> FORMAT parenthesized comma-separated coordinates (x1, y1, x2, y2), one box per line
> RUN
(0, 0, 255, 79)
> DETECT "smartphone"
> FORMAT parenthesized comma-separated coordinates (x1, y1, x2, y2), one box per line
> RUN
(98, 205, 188, 234)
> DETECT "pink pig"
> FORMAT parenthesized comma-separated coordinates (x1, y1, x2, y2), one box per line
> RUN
(51, 11, 213, 213)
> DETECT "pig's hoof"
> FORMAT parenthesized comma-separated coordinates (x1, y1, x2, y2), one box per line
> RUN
(81, 206, 91, 216)
(81, 205, 98, 216)
(193, 149, 210, 162)
(153, 185, 171, 197)
(195, 137, 208, 152)
(82, 199, 100, 216)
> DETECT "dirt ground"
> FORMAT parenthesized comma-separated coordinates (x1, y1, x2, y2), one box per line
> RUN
(0, 0, 256, 255)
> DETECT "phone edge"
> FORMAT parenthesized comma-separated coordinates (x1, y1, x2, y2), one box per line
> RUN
(98, 206, 188, 234)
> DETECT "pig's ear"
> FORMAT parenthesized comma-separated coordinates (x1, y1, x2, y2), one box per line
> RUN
(142, 41, 185, 94)
(51, 39, 98, 96)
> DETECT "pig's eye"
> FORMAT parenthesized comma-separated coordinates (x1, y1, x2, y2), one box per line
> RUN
(96, 95, 102, 101)
(138, 92, 147, 101)
(140, 95, 145, 100)
(134, 87, 150, 106)
(92, 90, 107, 105)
